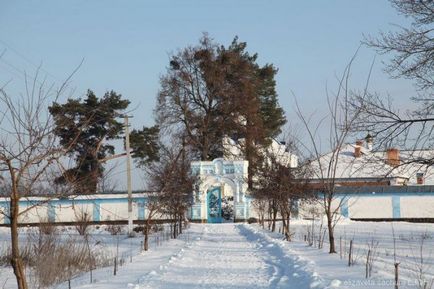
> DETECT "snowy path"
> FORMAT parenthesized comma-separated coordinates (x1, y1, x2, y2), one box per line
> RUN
(134, 223, 315, 289)
(138, 224, 269, 288)
(60, 223, 322, 289)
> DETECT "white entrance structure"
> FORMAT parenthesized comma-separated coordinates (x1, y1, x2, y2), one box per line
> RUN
(190, 158, 250, 222)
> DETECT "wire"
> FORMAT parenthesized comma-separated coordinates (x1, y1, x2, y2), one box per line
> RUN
(0, 38, 60, 81)
(0, 56, 50, 88)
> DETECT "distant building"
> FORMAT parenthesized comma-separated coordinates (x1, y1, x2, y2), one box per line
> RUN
(309, 138, 434, 186)
(304, 137, 434, 221)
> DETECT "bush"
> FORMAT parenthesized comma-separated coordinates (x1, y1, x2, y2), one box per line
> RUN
(38, 217, 57, 235)
(106, 224, 122, 235)
(133, 226, 145, 233)
(152, 224, 164, 232)
(247, 217, 258, 224)
(74, 210, 92, 236)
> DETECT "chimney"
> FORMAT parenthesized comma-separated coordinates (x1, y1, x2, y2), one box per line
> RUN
(354, 140, 363, 158)
(386, 148, 400, 167)
(416, 172, 424, 185)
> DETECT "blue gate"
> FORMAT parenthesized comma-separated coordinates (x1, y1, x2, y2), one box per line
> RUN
(207, 187, 222, 223)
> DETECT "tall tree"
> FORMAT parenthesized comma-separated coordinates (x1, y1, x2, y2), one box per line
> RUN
(156, 34, 286, 186)
(50, 90, 160, 194)
(224, 37, 286, 142)
(49, 90, 129, 194)
(156, 35, 225, 161)
(220, 38, 286, 187)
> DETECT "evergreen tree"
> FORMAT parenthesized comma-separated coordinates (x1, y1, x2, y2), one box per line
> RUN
(130, 125, 160, 167)
(49, 90, 159, 194)
(221, 37, 287, 187)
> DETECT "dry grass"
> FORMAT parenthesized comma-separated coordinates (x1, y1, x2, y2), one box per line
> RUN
(0, 223, 111, 288)
(74, 210, 92, 236)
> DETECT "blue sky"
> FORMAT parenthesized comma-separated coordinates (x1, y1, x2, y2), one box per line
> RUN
(0, 0, 416, 189)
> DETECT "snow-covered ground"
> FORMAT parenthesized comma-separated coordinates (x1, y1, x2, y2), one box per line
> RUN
(0, 221, 433, 288)
(277, 219, 434, 288)
(57, 223, 321, 289)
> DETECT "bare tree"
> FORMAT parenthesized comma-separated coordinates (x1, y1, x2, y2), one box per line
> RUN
(408, 232, 434, 289)
(364, 0, 434, 93)
(142, 192, 161, 251)
(251, 198, 267, 228)
(146, 142, 195, 239)
(356, 0, 434, 160)
(295, 53, 369, 253)
(0, 68, 81, 289)
(252, 140, 312, 239)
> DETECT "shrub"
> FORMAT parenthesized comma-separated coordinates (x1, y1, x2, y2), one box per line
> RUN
(247, 217, 258, 224)
(74, 210, 92, 236)
(38, 218, 57, 235)
(133, 226, 145, 233)
(106, 224, 122, 235)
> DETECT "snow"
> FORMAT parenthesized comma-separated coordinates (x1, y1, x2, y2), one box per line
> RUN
(0, 221, 433, 288)
(310, 143, 434, 184)
(279, 219, 434, 288)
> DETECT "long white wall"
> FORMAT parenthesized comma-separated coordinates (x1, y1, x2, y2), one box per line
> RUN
(1, 192, 434, 224)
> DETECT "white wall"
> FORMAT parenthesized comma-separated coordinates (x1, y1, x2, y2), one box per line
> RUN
(401, 196, 434, 218)
(54, 203, 93, 222)
(100, 202, 128, 221)
(18, 205, 48, 223)
(349, 197, 392, 218)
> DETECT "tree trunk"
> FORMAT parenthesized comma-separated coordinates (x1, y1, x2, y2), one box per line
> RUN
(327, 210, 336, 253)
(286, 209, 291, 241)
(271, 207, 277, 232)
(281, 215, 287, 236)
(201, 137, 210, 161)
(267, 206, 272, 230)
(144, 225, 149, 251)
(260, 212, 265, 228)
(10, 197, 28, 289)
(172, 216, 177, 239)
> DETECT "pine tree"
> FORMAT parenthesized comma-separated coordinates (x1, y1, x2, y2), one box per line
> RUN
(49, 90, 159, 194)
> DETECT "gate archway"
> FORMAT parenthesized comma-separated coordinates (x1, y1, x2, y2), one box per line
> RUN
(190, 158, 250, 223)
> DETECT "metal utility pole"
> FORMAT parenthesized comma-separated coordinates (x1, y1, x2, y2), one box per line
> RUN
(124, 116, 133, 236)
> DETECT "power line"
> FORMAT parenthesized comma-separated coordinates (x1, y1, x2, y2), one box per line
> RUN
(0, 56, 50, 88)
(0, 38, 60, 81)
(0, 62, 25, 82)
